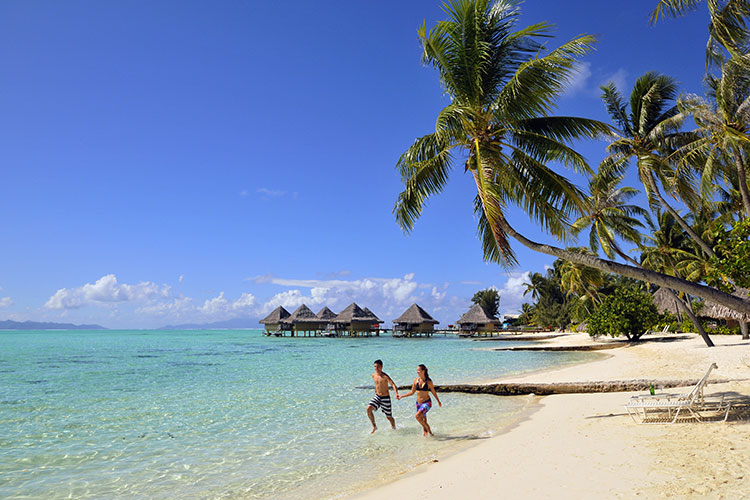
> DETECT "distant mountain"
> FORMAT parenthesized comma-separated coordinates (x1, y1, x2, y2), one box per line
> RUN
(159, 317, 260, 330)
(0, 319, 107, 330)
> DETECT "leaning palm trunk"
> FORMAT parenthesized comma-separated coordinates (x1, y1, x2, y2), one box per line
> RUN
(610, 244, 714, 346)
(490, 214, 750, 316)
(645, 172, 716, 257)
(731, 149, 750, 216)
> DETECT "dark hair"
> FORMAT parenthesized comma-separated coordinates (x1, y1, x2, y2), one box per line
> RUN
(374, 359, 383, 367)
(418, 364, 430, 381)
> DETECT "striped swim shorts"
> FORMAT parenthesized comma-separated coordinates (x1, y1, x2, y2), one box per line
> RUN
(367, 394, 392, 418)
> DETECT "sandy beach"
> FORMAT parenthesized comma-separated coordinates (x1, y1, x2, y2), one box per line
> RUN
(351, 333, 750, 500)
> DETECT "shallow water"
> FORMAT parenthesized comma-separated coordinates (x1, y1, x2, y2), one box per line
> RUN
(0, 330, 593, 499)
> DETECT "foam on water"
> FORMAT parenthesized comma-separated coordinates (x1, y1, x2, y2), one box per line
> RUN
(0, 330, 593, 499)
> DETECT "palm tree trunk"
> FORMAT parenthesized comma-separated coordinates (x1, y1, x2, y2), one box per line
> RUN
(740, 321, 749, 340)
(609, 244, 714, 346)
(731, 148, 750, 217)
(646, 173, 716, 258)
(492, 214, 750, 315)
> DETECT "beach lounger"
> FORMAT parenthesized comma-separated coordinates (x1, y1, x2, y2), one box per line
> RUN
(646, 324, 670, 335)
(625, 363, 731, 424)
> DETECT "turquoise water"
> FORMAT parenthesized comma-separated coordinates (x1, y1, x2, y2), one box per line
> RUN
(0, 330, 593, 499)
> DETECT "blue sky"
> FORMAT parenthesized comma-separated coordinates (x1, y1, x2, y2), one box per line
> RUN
(0, 1, 711, 328)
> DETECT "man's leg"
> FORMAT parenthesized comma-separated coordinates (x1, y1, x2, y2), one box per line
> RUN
(366, 405, 377, 433)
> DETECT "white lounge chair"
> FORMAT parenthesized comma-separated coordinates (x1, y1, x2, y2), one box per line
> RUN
(625, 363, 731, 424)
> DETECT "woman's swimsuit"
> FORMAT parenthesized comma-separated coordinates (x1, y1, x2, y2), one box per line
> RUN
(416, 379, 432, 414)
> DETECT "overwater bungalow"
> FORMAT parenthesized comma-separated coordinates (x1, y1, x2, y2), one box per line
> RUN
(393, 303, 439, 337)
(362, 307, 383, 326)
(287, 304, 327, 336)
(317, 306, 337, 322)
(259, 306, 291, 335)
(456, 304, 502, 336)
(333, 303, 381, 336)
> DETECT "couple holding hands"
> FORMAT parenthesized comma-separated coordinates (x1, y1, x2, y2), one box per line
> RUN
(366, 359, 441, 436)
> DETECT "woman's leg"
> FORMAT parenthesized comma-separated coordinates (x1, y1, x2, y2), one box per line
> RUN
(415, 412, 431, 436)
(422, 414, 433, 436)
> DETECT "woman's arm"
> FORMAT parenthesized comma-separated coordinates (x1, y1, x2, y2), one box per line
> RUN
(397, 379, 417, 400)
(387, 375, 400, 399)
(429, 380, 442, 407)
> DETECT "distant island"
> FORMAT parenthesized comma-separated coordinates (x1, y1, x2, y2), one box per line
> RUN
(159, 317, 260, 330)
(0, 319, 106, 330)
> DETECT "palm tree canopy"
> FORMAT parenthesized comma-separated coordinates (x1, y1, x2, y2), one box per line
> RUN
(650, 0, 750, 68)
(394, 0, 611, 267)
(571, 170, 651, 260)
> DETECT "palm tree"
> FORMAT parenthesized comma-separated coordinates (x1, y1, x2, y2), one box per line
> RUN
(640, 210, 716, 345)
(650, 0, 750, 68)
(558, 248, 605, 317)
(571, 171, 650, 262)
(572, 171, 714, 345)
(394, 0, 750, 320)
(600, 72, 715, 257)
(677, 57, 750, 216)
(523, 272, 546, 301)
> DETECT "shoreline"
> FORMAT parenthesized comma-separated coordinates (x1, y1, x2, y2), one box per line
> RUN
(347, 332, 750, 500)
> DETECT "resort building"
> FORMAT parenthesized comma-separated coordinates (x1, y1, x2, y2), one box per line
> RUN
(362, 307, 383, 326)
(259, 306, 291, 335)
(393, 303, 439, 336)
(652, 287, 684, 319)
(317, 306, 337, 322)
(456, 303, 502, 334)
(702, 287, 750, 339)
(333, 303, 381, 336)
(287, 304, 327, 336)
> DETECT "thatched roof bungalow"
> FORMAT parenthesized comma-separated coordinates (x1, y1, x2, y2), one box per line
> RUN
(702, 288, 750, 322)
(456, 304, 502, 333)
(333, 303, 380, 334)
(652, 287, 683, 317)
(393, 303, 439, 333)
(362, 307, 383, 324)
(259, 306, 291, 334)
(317, 306, 338, 322)
(287, 304, 327, 333)
(702, 288, 749, 338)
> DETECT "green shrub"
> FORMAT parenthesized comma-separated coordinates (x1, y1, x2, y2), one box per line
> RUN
(587, 287, 659, 341)
(680, 319, 695, 333)
(707, 324, 741, 335)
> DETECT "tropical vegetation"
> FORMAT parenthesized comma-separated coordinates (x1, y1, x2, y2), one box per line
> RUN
(395, 0, 750, 345)
(471, 288, 501, 318)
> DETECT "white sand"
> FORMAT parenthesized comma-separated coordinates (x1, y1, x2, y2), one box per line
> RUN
(349, 333, 750, 500)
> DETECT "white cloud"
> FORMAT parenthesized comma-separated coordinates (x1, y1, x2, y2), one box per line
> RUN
(248, 273, 275, 283)
(200, 291, 256, 316)
(259, 273, 420, 318)
(431, 286, 446, 301)
(600, 68, 628, 93)
(498, 272, 531, 315)
(239, 189, 248, 197)
(0, 297, 13, 307)
(178, 274, 184, 283)
(257, 187, 287, 198)
(44, 274, 170, 310)
(565, 62, 592, 95)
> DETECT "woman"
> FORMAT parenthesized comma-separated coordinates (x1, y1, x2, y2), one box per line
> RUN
(397, 364, 442, 436)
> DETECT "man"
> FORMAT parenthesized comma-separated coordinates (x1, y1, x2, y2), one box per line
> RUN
(366, 359, 399, 433)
